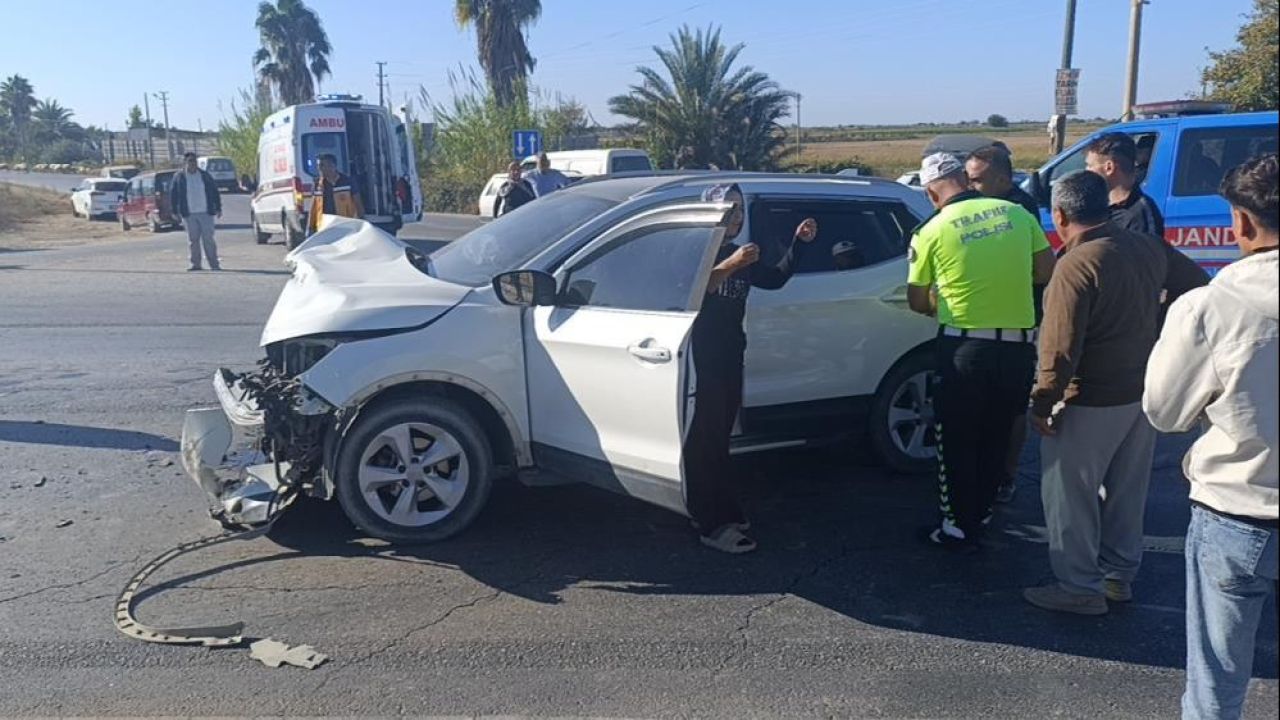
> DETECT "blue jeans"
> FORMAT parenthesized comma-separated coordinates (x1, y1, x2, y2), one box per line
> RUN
(1183, 505, 1278, 720)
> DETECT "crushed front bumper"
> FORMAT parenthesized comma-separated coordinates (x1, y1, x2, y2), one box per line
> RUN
(180, 370, 293, 527)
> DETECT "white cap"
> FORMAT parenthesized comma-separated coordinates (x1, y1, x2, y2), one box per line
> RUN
(919, 152, 965, 186)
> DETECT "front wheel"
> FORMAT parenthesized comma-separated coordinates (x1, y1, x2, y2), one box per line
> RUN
(335, 398, 494, 544)
(869, 350, 938, 475)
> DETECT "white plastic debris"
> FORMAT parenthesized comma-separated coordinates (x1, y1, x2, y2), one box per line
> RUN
(249, 638, 328, 669)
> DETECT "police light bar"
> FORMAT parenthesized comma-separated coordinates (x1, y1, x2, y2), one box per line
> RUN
(1133, 100, 1232, 118)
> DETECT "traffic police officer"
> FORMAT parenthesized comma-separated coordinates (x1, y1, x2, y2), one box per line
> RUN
(907, 153, 1057, 549)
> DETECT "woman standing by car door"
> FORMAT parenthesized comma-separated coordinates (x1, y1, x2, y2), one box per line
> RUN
(687, 183, 817, 553)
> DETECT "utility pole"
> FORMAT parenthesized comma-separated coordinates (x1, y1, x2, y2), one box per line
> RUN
(1052, 0, 1077, 155)
(143, 93, 155, 167)
(1122, 0, 1146, 121)
(376, 61, 387, 108)
(154, 91, 172, 163)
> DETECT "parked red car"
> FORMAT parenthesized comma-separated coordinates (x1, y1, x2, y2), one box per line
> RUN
(119, 170, 181, 232)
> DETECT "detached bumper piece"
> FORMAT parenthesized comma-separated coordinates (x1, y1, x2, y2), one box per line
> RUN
(181, 370, 295, 528)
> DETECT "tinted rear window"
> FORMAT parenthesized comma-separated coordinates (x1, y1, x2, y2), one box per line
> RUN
(206, 159, 234, 172)
(93, 181, 127, 192)
(610, 155, 652, 173)
(1173, 125, 1279, 196)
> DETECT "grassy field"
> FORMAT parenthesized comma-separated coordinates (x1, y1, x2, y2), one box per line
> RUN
(788, 124, 1102, 178)
(0, 182, 64, 232)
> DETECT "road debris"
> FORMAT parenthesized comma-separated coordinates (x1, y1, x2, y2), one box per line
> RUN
(249, 639, 329, 669)
(34, 476, 48, 487)
(55, 519, 73, 528)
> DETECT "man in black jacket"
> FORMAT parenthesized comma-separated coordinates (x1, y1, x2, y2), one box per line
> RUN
(1085, 133, 1165, 239)
(494, 161, 535, 217)
(170, 152, 223, 271)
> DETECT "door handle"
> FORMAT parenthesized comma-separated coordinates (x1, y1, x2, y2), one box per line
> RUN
(628, 341, 672, 363)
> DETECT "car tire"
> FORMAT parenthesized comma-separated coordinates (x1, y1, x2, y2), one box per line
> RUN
(869, 349, 938, 475)
(334, 397, 494, 544)
(70, 201, 79, 218)
(147, 213, 161, 233)
(284, 224, 304, 250)
(252, 214, 270, 245)
(120, 213, 131, 231)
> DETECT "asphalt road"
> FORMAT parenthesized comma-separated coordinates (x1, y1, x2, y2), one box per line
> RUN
(0, 171, 1276, 718)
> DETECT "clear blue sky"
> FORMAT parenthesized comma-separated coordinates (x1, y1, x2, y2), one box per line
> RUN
(0, 0, 1254, 131)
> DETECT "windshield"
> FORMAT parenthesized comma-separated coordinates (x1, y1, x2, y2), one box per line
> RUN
(427, 192, 620, 286)
(206, 159, 234, 172)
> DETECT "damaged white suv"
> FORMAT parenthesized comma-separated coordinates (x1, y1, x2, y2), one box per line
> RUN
(183, 173, 939, 543)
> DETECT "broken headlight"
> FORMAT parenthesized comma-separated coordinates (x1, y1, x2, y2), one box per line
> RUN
(265, 337, 340, 377)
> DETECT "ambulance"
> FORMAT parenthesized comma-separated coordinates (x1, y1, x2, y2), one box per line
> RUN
(250, 94, 423, 248)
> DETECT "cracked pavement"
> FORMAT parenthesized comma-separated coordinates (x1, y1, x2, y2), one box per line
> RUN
(0, 173, 1276, 718)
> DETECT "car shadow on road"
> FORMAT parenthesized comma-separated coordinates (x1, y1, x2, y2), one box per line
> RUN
(259, 434, 1277, 676)
(0, 420, 179, 451)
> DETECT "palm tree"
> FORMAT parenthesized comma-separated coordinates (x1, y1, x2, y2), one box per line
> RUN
(454, 0, 542, 107)
(252, 0, 332, 106)
(1, 74, 36, 161)
(609, 26, 792, 171)
(33, 99, 73, 132)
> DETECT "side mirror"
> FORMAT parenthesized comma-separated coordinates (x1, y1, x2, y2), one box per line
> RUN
(493, 270, 557, 307)
(1027, 171, 1048, 208)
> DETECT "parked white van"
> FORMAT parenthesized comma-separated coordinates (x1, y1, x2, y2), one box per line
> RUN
(521, 149, 652, 177)
(250, 94, 423, 248)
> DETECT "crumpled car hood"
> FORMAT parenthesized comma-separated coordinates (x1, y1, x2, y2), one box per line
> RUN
(260, 219, 471, 346)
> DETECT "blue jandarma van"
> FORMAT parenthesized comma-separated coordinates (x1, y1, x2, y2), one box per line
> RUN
(1025, 103, 1278, 274)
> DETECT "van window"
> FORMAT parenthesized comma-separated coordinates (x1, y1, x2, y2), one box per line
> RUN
(301, 132, 348, 177)
(141, 176, 154, 195)
(155, 173, 174, 194)
(93, 180, 128, 192)
(1173, 126, 1279, 197)
(610, 155, 652, 173)
(205, 158, 234, 173)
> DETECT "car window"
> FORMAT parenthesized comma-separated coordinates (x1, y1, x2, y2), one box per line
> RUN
(1049, 131, 1159, 188)
(750, 200, 915, 273)
(610, 155, 652, 173)
(561, 225, 716, 312)
(427, 191, 620, 286)
(141, 177, 153, 195)
(129, 178, 142, 195)
(301, 132, 347, 178)
(94, 180, 127, 192)
(1173, 125, 1278, 197)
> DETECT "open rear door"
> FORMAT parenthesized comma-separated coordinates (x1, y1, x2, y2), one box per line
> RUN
(395, 118, 424, 223)
(524, 202, 732, 515)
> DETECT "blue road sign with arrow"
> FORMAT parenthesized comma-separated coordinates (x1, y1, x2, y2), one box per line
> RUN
(513, 129, 542, 158)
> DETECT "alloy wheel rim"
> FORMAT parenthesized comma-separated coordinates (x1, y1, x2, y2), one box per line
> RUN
(886, 370, 937, 460)
(357, 422, 469, 527)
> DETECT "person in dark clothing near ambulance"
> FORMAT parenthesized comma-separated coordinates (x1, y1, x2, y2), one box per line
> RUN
(907, 153, 1057, 550)
(966, 143, 1044, 505)
(1086, 132, 1165, 239)
(687, 183, 817, 554)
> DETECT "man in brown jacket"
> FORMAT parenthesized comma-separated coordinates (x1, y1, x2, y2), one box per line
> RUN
(1023, 170, 1207, 615)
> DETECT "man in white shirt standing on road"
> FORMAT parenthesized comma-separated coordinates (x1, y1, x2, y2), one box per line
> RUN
(1144, 154, 1278, 720)
(169, 152, 222, 271)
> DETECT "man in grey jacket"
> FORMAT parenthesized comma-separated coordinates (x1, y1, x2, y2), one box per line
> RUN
(170, 152, 223, 271)
(1145, 154, 1278, 720)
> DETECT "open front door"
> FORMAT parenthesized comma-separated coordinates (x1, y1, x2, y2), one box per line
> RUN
(525, 203, 731, 515)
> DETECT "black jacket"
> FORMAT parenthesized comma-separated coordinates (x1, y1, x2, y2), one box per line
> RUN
(1109, 187, 1164, 239)
(169, 169, 223, 218)
(495, 178, 535, 217)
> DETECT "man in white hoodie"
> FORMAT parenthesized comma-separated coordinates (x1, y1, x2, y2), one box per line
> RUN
(1144, 154, 1278, 720)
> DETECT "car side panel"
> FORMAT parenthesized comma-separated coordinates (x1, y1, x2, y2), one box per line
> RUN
(743, 258, 937, 408)
(298, 295, 532, 463)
